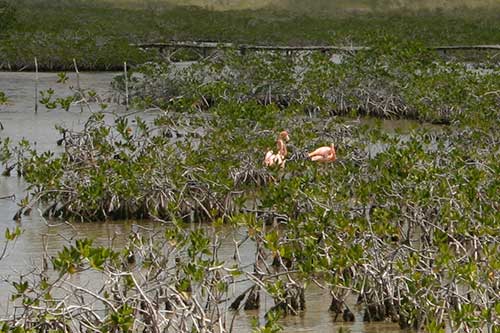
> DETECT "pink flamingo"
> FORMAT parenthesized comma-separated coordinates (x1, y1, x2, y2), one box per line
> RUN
(264, 150, 284, 168)
(308, 143, 336, 163)
(264, 131, 289, 168)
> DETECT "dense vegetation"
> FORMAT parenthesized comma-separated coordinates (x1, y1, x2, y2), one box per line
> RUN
(0, 1, 16, 32)
(0, 0, 499, 331)
(0, 0, 499, 70)
(1, 38, 499, 331)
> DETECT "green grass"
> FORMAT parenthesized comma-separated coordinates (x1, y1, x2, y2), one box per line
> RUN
(98, 0, 500, 12)
(1, 0, 499, 70)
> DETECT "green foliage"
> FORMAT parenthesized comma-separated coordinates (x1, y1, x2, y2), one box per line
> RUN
(104, 304, 135, 332)
(252, 309, 283, 333)
(39, 88, 75, 111)
(2, 217, 250, 332)
(4, 226, 22, 241)
(0, 91, 8, 104)
(1, 32, 499, 331)
(1, 1, 499, 69)
(56, 72, 69, 84)
(0, 1, 16, 33)
(125, 41, 500, 124)
(52, 239, 118, 274)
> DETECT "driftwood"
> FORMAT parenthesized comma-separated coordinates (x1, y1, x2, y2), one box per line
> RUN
(134, 41, 367, 52)
(433, 44, 500, 51)
(133, 40, 500, 53)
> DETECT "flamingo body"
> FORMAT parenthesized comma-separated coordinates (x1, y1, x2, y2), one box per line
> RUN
(308, 143, 336, 163)
(263, 131, 289, 168)
(264, 151, 285, 168)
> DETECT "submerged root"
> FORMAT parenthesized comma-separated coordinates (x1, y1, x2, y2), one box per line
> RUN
(231, 163, 275, 187)
(244, 286, 260, 310)
(267, 284, 305, 318)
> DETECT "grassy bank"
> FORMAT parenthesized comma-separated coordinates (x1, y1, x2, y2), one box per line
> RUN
(100, 0, 500, 12)
(0, 0, 499, 70)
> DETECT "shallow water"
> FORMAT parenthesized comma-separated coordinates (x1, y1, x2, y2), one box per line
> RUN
(0, 71, 412, 332)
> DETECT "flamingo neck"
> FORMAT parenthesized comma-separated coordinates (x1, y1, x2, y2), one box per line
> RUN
(330, 144, 336, 161)
(277, 139, 287, 156)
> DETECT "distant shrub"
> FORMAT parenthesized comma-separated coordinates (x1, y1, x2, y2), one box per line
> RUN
(0, 1, 17, 33)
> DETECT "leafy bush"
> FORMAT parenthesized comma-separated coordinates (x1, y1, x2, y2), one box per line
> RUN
(0, 1, 16, 33)
(1, 1, 500, 69)
(1, 29, 499, 333)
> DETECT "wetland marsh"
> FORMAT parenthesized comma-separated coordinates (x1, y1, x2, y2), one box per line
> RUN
(1, 0, 500, 70)
(0, 1, 499, 332)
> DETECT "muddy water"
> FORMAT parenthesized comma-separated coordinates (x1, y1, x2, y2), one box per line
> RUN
(0, 72, 409, 332)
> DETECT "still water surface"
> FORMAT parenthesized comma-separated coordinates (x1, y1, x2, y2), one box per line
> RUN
(0, 71, 411, 332)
